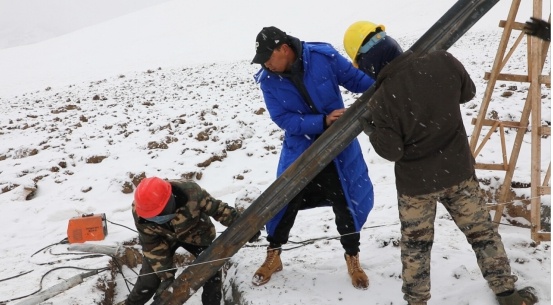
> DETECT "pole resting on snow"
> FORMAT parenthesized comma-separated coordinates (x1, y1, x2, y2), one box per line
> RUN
(14, 270, 100, 305)
(153, 0, 500, 304)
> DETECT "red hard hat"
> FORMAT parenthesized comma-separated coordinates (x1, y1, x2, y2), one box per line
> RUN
(134, 177, 172, 218)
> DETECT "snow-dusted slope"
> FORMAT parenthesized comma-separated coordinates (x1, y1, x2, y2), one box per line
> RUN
(0, 0, 550, 304)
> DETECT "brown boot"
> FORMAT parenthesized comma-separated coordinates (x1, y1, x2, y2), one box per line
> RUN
(252, 248, 283, 286)
(345, 253, 369, 289)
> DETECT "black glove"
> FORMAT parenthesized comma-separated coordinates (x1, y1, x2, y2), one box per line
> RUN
(524, 17, 551, 42)
(360, 118, 376, 136)
(154, 278, 174, 300)
(248, 230, 261, 243)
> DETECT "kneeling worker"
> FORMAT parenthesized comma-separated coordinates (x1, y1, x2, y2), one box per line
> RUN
(120, 176, 258, 305)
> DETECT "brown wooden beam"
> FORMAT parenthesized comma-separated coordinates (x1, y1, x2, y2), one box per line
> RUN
(475, 163, 508, 170)
(535, 232, 551, 242)
(471, 117, 526, 128)
(538, 186, 550, 195)
(483, 72, 551, 84)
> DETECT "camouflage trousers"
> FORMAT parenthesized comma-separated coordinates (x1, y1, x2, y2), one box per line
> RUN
(398, 176, 517, 304)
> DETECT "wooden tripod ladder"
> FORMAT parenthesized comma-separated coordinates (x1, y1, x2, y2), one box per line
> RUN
(469, 0, 551, 243)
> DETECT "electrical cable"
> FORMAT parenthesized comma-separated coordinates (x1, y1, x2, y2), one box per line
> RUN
(0, 270, 33, 283)
(35, 254, 106, 266)
(0, 218, 139, 303)
(30, 237, 69, 258)
(0, 266, 109, 304)
(102, 218, 143, 292)
(107, 219, 137, 233)
(109, 255, 136, 293)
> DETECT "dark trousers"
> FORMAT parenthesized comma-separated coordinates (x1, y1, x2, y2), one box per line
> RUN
(126, 243, 222, 305)
(267, 163, 360, 255)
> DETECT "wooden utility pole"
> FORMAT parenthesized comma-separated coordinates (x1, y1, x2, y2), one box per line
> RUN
(469, 0, 550, 242)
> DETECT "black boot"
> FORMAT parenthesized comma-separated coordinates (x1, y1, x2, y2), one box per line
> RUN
(201, 269, 222, 305)
(496, 287, 538, 305)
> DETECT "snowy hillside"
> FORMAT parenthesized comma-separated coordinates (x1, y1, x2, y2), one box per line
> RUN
(0, 0, 550, 304)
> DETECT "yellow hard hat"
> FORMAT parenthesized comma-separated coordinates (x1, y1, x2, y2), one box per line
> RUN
(343, 21, 385, 66)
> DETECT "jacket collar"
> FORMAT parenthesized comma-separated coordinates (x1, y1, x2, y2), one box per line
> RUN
(253, 36, 304, 83)
(273, 35, 303, 78)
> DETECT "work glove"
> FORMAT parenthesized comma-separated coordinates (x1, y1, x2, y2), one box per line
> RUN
(524, 17, 551, 41)
(153, 278, 174, 300)
(360, 118, 376, 136)
(249, 230, 262, 243)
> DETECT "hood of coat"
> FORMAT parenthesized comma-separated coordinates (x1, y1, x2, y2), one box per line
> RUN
(374, 50, 413, 88)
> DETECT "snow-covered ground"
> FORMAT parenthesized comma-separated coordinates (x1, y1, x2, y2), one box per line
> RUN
(0, 1, 550, 304)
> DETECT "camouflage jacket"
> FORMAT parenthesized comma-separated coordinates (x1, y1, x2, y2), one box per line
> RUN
(132, 179, 240, 280)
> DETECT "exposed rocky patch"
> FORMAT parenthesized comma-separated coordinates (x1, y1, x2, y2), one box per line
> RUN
(0, 61, 280, 201)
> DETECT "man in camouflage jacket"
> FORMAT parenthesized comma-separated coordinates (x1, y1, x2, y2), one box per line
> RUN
(122, 177, 243, 305)
(361, 47, 537, 305)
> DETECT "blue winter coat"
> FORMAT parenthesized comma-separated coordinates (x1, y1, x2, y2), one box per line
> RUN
(254, 41, 375, 235)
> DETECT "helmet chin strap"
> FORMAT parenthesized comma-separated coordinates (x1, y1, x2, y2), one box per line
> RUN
(358, 31, 387, 55)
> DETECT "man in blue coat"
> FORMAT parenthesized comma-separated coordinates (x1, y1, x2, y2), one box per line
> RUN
(250, 26, 375, 289)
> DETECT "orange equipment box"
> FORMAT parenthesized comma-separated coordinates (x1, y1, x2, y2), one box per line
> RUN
(67, 213, 108, 244)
